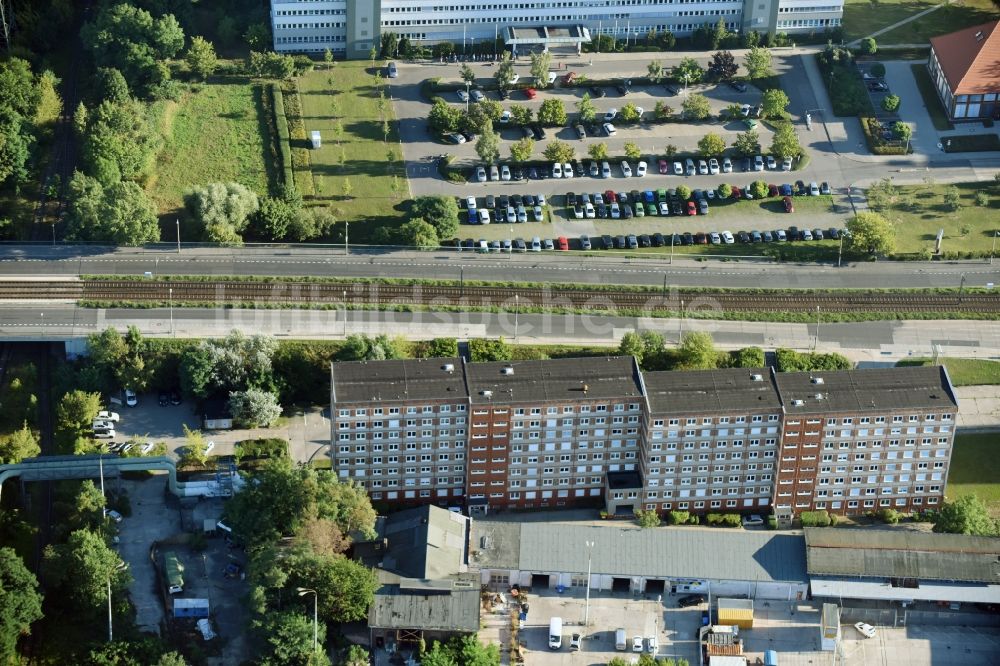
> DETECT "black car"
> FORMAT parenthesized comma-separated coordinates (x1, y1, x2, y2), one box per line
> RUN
(795, 180, 808, 196)
(621, 204, 633, 219)
(614, 235, 626, 249)
(827, 227, 840, 240)
(638, 234, 651, 248)
(670, 233, 682, 247)
(463, 238, 476, 250)
(596, 204, 607, 218)
(486, 195, 495, 208)
(158, 392, 169, 407)
(616, 84, 629, 95)
(499, 195, 510, 208)
(499, 88, 510, 100)
(664, 84, 680, 96)
(678, 594, 704, 608)
(531, 125, 544, 140)
(461, 131, 476, 142)
(651, 233, 665, 247)
(452, 237, 461, 249)
(601, 234, 614, 249)
(788, 226, 799, 241)
(742, 158, 751, 172)
(523, 194, 534, 207)
(512, 194, 524, 207)
(671, 200, 682, 216)
(513, 238, 527, 252)
(590, 86, 607, 98)
(512, 166, 524, 180)
(528, 167, 539, 179)
(682, 232, 694, 246)
(170, 390, 181, 406)
(729, 80, 748, 93)
(575, 162, 584, 177)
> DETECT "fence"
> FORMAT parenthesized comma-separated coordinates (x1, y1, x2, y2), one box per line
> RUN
(840, 606, 1000, 628)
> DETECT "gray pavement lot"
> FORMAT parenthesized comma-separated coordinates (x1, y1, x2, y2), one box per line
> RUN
(116, 397, 201, 456)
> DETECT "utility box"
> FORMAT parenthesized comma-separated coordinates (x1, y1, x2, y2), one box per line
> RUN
(173, 598, 209, 618)
(311, 130, 321, 149)
(716, 598, 754, 629)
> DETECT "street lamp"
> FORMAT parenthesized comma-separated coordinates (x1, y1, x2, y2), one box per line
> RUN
(991, 231, 998, 265)
(176, 219, 181, 253)
(814, 306, 820, 351)
(343, 290, 348, 337)
(465, 80, 471, 114)
(584, 541, 595, 626)
(344, 220, 350, 256)
(514, 294, 519, 340)
(678, 299, 684, 343)
(169, 287, 174, 337)
(297, 588, 318, 655)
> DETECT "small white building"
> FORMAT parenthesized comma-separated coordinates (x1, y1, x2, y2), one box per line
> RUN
(311, 130, 321, 149)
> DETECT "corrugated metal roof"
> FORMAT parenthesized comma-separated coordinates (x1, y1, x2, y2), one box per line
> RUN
(378, 505, 469, 580)
(515, 523, 807, 583)
(804, 528, 1000, 583)
(369, 581, 481, 632)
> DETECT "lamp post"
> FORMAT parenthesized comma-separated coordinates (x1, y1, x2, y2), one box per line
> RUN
(991, 231, 998, 265)
(297, 588, 318, 656)
(107, 578, 113, 643)
(678, 299, 684, 342)
(345, 220, 350, 256)
(514, 294, 519, 340)
(169, 287, 174, 337)
(343, 290, 348, 336)
(837, 231, 844, 268)
(465, 80, 471, 114)
(175, 219, 181, 253)
(584, 541, 595, 626)
(814, 306, 820, 351)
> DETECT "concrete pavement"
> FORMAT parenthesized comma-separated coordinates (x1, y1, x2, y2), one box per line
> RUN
(953, 385, 1000, 430)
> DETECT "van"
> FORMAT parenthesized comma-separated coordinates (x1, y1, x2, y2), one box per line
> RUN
(548, 617, 562, 650)
(764, 649, 778, 666)
(615, 628, 627, 651)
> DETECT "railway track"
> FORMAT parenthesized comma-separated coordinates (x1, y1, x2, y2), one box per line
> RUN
(0, 279, 998, 313)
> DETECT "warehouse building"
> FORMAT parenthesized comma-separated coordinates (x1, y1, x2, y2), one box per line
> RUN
(805, 528, 1000, 606)
(270, 0, 844, 58)
(471, 517, 809, 600)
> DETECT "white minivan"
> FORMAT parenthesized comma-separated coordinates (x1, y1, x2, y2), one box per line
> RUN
(548, 617, 563, 650)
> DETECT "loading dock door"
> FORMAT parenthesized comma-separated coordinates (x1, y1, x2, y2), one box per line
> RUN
(531, 574, 550, 589)
(612, 577, 631, 593)
(645, 579, 665, 595)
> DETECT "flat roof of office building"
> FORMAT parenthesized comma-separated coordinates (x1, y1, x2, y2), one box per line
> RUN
(465, 356, 643, 404)
(774, 365, 957, 415)
(643, 367, 781, 415)
(331, 357, 467, 404)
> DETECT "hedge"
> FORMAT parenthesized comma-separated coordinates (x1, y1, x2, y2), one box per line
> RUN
(799, 510, 832, 527)
(860, 115, 909, 156)
(271, 83, 294, 189)
(235, 437, 289, 461)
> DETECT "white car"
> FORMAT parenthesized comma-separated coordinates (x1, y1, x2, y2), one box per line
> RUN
(740, 103, 751, 117)
(490, 165, 500, 181)
(552, 162, 563, 178)
(471, 89, 484, 102)
(603, 109, 617, 122)
(536, 194, 547, 207)
(466, 196, 477, 211)
(500, 165, 511, 181)
(673, 161, 683, 175)
(636, 161, 647, 177)
(530, 237, 541, 252)
(205, 441, 216, 454)
(478, 209, 491, 224)
(588, 161, 599, 177)
(97, 410, 120, 423)
(722, 157, 733, 173)
(632, 636, 643, 652)
(140, 442, 155, 455)
(620, 161, 632, 177)
(457, 89, 469, 102)
(854, 622, 877, 639)
(584, 202, 595, 218)
(546, 71, 557, 84)
(697, 159, 708, 175)
(105, 509, 123, 523)
(570, 633, 581, 651)
(601, 161, 611, 178)
(125, 389, 137, 407)
(562, 162, 573, 179)
(532, 205, 543, 221)
(610, 202, 621, 218)
(634, 106, 644, 118)
(475, 166, 486, 182)
(646, 636, 658, 654)
(505, 206, 516, 223)
(753, 155, 764, 171)
(499, 110, 512, 124)
(603, 122, 616, 136)
(721, 230, 735, 244)
(510, 74, 520, 85)
(708, 158, 720, 175)
(782, 157, 792, 171)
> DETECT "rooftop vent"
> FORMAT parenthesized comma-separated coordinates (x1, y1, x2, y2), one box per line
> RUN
(480, 536, 491, 549)
(814, 393, 824, 400)
(481, 390, 493, 398)
(792, 399, 805, 406)
(975, 30, 984, 41)
(501, 366, 514, 375)
(750, 374, 764, 382)
(811, 377, 825, 385)
(442, 363, 455, 373)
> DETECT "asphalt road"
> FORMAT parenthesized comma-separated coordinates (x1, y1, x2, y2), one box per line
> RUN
(2, 246, 1000, 289)
(2, 303, 998, 361)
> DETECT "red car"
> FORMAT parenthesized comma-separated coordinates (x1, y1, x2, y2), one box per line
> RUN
(783, 196, 794, 213)
(525, 87, 537, 99)
(730, 185, 743, 200)
(556, 236, 569, 250)
(604, 190, 617, 203)
(768, 183, 779, 197)
(686, 200, 697, 216)
(658, 159, 669, 174)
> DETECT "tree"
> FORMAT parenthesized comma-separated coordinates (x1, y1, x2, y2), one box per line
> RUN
(676, 332, 719, 370)
(79, 98, 161, 184)
(399, 217, 440, 250)
(468, 338, 512, 362)
(34, 70, 63, 130)
(179, 330, 279, 398)
(0, 548, 43, 662)
(761, 89, 790, 119)
(732, 347, 765, 368)
(882, 94, 900, 112)
(698, 133, 726, 156)
(423, 338, 459, 357)
(675, 185, 692, 200)
(64, 174, 160, 245)
(543, 140, 575, 163)
(429, 98, 462, 134)
(750, 180, 768, 199)
(769, 123, 801, 160)
(732, 129, 760, 156)
(681, 93, 711, 120)
(244, 22, 269, 50)
(933, 494, 999, 536)
(509, 137, 535, 162)
(530, 51, 553, 88)
(620, 102, 642, 123)
(180, 425, 209, 467)
(56, 390, 102, 435)
(617, 331, 665, 369)
(944, 186, 961, 211)
(707, 51, 737, 81)
(588, 142, 608, 160)
(0, 58, 41, 117)
(861, 37, 877, 55)
(537, 98, 567, 126)
(259, 610, 332, 666)
(340, 334, 406, 362)
(576, 93, 597, 123)
(847, 211, 896, 256)
(93, 67, 130, 104)
(635, 509, 661, 528)
(647, 60, 665, 83)
(509, 104, 533, 125)
(478, 99, 504, 124)
(283, 551, 379, 623)
(0, 424, 40, 464)
(460, 63, 475, 84)
(623, 142, 642, 160)
(892, 121, 912, 144)
(475, 124, 500, 164)
(247, 51, 296, 80)
(346, 645, 370, 666)
(654, 101, 673, 120)
(866, 177, 900, 212)
(494, 52, 516, 90)
(717, 183, 732, 199)
(254, 196, 302, 241)
(87, 326, 152, 393)
(185, 36, 218, 81)
(412, 195, 460, 239)
(672, 57, 704, 85)
(229, 388, 282, 428)
(0, 114, 32, 188)
(42, 529, 130, 612)
(743, 46, 772, 79)
(184, 182, 260, 245)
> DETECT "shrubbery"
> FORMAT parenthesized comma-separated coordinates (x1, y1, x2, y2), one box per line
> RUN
(799, 510, 832, 527)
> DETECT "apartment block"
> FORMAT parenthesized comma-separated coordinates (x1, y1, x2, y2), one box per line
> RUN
(330, 358, 958, 519)
(271, 0, 844, 57)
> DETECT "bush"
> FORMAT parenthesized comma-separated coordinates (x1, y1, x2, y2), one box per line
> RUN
(721, 513, 742, 528)
(878, 508, 901, 524)
(668, 510, 690, 525)
(271, 84, 294, 188)
(635, 509, 661, 528)
(235, 437, 289, 461)
(767, 515, 778, 530)
(882, 94, 900, 112)
(675, 184, 691, 199)
(706, 513, 723, 525)
(717, 183, 732, 199)
(799, 510, 832, 527)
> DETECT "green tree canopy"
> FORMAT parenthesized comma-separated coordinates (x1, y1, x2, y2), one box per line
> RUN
(184, 182, 260, 245)
(468, 338, 512, 362)
(93, 67, 131, 104)
(42, 529, 131, 613)
(0, 423, 40, 465)
(769, 122, 801, 160)
(698, 132, 726, 156)
(412, 195, 460, 239)
(846, 211, 895, 256)
(681, 93, 711, 120)
(933, 495, 999, 536)
(530, 51, 553, 88)
(732, 129, 760, 157)
(617, 331, 665, 369)
(179, 330, 278, 399)
(509, 137, 535, 163)
(743, 46, 772, 79)
(676, 332, 719, 370)
(258, 610, 331, 666)
(340, 334, 406, 361)
(542, 140, 575, 163)
(229, 388, 282, 428)
(587, 142, 609, 161)
(474, 123, 500, 164)
(65, 173, 160, 245)
(80, 98, 161, 185)
(538, 98, 567, 126)
(761, 89, 790, 119)
(646, 60, 664, 83)
(399, 217, 440, 250)
(0, 547, 43, 662)
(672, 57, 704, 85)
(576, 93, 597, 123)
(185, 36, 218, 81)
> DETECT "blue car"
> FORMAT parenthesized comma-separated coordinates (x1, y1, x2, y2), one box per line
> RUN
(644, 190, 655, 204)
(779, 183, 793, 197)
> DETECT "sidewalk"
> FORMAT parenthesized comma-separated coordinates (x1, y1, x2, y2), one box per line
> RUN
(953, 385, 1000, 430)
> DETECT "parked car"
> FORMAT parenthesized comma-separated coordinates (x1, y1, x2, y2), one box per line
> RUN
(753, 155, 764, 171)
(97, 410, 120, 422)
(729, 80, 748, 92)
(636, 161, 647, 177)
(809, 181, 820, 196)
(855, 622, 877, 639)
(766, 155, 776, 170)
(471, 89, 484, 102)
(603, 122, 617, 136)
(678, 595, 704, 608)
(783, 196, 794, 213)
(620, 161, 632, 177)
(603, 109, 617, 122)
(579, 235, 592, 250)
(632, 636, 643, 652)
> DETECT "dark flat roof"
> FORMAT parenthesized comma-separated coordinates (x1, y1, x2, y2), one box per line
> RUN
(643, 368, 781, 415)
(465, 356, 642, 404)
(331, 357, 467, 403)
(775, 366, 957, 415)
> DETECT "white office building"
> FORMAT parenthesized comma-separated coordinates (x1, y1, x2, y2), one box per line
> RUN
(271, 0, 843, 59)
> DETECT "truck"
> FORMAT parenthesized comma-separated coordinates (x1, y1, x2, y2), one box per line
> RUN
(165, 551, 184, 594)
(548, 617, 562, 650)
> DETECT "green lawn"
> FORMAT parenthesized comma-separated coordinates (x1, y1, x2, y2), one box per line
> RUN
(147, 77, 272, 214)
(842, 0, 942, 43)
(877, 0, 998, 44)
(880, 181, 1000, 255)
(297, 61, 406, 243)
(897, 357, 1000, 386)
(947, 433, 1000, 515)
